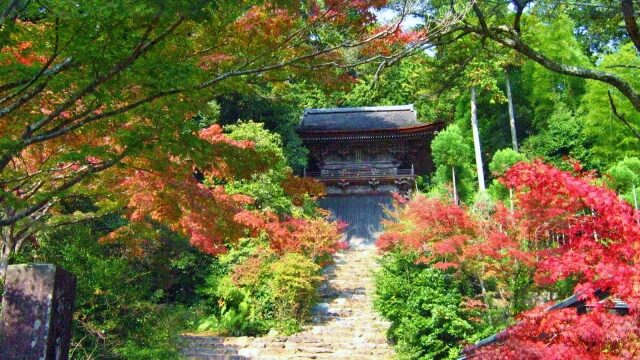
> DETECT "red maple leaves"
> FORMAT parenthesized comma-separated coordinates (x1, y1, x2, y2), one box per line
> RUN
(235, 212, 347, 263)
(502, 161, 640, 306)
(379, 160, 640, 358)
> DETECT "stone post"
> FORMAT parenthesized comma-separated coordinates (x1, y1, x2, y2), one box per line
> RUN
(0, 264, 76, 360)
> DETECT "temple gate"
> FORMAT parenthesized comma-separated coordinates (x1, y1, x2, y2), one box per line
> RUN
(298, 105, 443, 246)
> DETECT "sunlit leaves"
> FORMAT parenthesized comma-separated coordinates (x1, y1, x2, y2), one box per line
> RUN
(380, 159, 640, 358)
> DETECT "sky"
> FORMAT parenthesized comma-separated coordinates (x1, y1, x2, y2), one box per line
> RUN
(374, 7, 424, 30)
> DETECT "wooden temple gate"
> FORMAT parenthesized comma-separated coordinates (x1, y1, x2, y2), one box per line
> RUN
(298, 105, 443, 246)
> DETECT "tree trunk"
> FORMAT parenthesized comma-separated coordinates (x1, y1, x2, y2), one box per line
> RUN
(633, 185, 640, 224)
(621, 0, 640, 53)
(505, 69, 519, 152)
(452, 166, 458, 205)
(478, 274, 493, 326)
(470, 87, 486, 192)
(0, 226, 13, 280)
(509, 187, 514, 214)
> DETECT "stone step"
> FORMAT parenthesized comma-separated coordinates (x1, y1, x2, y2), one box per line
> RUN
(181, 248, 395, 359)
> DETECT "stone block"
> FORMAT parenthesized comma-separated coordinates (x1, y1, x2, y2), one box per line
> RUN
(0, 264, 76, 360)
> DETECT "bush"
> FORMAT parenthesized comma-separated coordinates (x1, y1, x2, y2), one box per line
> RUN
(269, 253, 322, 328)
(374, 251, 477, 360)
(17, 220, 205, 359)
(192, 121, 341, 337)
(197, 240, 324, 336)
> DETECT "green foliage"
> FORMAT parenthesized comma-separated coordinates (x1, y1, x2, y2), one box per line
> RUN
(521, 104, 595, 170)
(197, 238, 273, 335)
(430, 125, 476, 203)
(338, 54, 458, 121)
(520, 14, 589, 128)
(374, 251, 477, 360)
(197, 240, 323, 336)
(432, 125, 472, 168)
(268, 253, 322, 330)
(114, 308, 193, 360)
(582, 43, 640, 166)
(488, 148, 527, 204)
(224, 121, 292, 214)
(21, 218, 208, 359)
(487, 149, 527, 201)
(605, 157, 640, 207)
(606, 157, 640, 191)
(225, 121, 286, 163)
(489, 149, 527, 177)
(216, 92, 310, 173)
(224, 121, 317, 217)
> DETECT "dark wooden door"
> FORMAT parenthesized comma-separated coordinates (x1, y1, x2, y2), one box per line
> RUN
(319, 195, 392, 247)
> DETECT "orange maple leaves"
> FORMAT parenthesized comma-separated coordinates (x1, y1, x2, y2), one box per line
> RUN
(1, 40, 47, 66)
(106, 124, 343, 259)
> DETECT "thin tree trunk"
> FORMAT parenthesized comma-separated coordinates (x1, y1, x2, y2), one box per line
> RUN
(470, 87, 486, 192)
(452, 166, 458, 205)
(505, 69, 518, 151)
(0, 226, 13, 280)
(509, 187, 514, 214)
(479, 274, 493, 326)
(634, 185, 639, 224)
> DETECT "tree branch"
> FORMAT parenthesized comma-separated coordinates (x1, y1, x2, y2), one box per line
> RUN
(0, 57, 74, 117)
(605, 64, 640, 70)
(0, 17, 64, 106)
(608, 90, 640, 140)
(0, 16, 184, 173)
(0, 152, 126, 226)
(472, 2, 488, 33)
(26, 15, 182, 137)
(512, 0, 528, 35)
(465, 23, 640, 114)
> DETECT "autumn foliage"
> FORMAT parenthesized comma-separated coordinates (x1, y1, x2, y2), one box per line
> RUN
(102, 123, 343, 260)
(280, 174, 326, 206)
(378, 160, 640, 358)
(235, 212, 347, 263)
(1, 0, 429, 275)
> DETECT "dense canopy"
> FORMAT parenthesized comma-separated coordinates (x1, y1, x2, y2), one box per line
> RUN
(1, 0, 639, 358)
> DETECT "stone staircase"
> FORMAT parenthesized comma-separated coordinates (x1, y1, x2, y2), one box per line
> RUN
(181, 247, 395, 359)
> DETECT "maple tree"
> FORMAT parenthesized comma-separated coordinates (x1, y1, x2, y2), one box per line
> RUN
(103, 120, 345, 263)
(471, 161, 640, 358)
(378, 160, 640, 358)
(0, 0, 460, 273)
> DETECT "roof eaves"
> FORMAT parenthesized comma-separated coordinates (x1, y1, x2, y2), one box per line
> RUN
(303, 104, 415, 116)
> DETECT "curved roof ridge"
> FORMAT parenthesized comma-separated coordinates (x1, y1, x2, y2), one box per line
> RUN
(299, 104, 420, 132)
(303, 104, 415, 115)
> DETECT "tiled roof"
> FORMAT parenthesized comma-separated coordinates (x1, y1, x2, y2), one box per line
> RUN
(299, 105, 419, 132)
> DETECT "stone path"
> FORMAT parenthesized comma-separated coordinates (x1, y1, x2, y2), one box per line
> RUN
(181, 247, 395, 359)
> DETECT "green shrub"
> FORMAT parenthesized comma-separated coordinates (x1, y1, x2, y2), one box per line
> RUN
(269, 253, 322, 332)
(17, 219, 205, 359)
(374, 251, 476, 360)
(197, 242, 323, 336)
(196, 238, 273, 335)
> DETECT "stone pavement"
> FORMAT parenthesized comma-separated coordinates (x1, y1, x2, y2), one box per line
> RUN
(181, 247, 395, 359)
